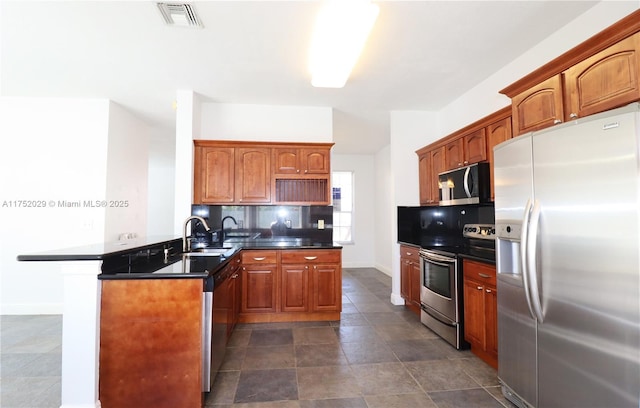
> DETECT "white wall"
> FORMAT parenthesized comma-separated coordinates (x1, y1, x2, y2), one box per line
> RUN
(332, 154, 375, 268)
(147, 127, 176, 237)
(385, 111, 439, 303)
(104, 102, 150, 242)
(199, 103, 333, 142)
(0, 97, 109, 314)
(173, 90, 201, 235)
(374, 145, 392, 276)
(0, 97, 153, 314)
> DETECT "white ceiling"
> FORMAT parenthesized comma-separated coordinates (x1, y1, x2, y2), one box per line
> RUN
(1, 1, 601, 154)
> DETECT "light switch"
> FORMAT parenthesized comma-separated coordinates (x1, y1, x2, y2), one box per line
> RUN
(318, 219, 325, 229)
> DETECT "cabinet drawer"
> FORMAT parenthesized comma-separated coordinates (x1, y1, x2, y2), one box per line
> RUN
(399, 245, 420, 263)
(281, 249, 341, 264)
(241, 250, 277, 264)
(463, 259, 496, 286)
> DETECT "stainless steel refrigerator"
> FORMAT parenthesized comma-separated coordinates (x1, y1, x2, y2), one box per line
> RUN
(494, 103, 640, 408)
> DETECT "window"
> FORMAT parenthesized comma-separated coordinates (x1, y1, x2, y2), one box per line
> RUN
(332, 171, 353, 244)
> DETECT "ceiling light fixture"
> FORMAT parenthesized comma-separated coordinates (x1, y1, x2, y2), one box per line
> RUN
(156, 2, 203, 28)
(309, 0, 379, 88)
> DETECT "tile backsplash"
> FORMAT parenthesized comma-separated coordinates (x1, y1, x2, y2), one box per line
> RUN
(191, 205, 334, 245)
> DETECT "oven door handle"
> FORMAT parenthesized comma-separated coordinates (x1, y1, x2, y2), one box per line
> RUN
(420, 252, 456, 264)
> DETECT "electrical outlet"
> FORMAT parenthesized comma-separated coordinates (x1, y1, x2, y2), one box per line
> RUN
(318, 219, 325, 230)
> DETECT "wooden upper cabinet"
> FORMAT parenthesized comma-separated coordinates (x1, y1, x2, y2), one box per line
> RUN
(418, 152, 433, 205)
(563, 32, 640, 120)
(486, 117, 513, 200)
(194, 146, 235, 204)
(444, 129, 487, 170)
(512, 75, 564, 136)
(503, 12, 640, 136)
(463, 128, 487, 164)
(273, 146, 331, 175)
(235, 147, 271, 204)
(419, 147, 444, 206)
(430, 147, 445, 204)
(444, 138, 464, 170)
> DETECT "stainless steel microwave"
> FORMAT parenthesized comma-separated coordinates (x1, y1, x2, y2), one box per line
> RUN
(438, 162, 490, 206)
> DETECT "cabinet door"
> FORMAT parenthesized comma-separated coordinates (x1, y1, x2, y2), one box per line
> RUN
(463, 128, 487, 165)
(486, 117, 512, 200)
(430, 147, 445, 204)
(241, 264, 278, 313)
(564, 32, 640, 120)
(512, 74, 564, 136)
(311, 264, 341, 312)
(418, 152, 433, 205)
(281, 264, 309, 312)
(272, 148, 299, 175)
(485, 284, 498, 359)
(300, 148, 330, 174)
(463, 278, 484, 346)
(196, 147, 235, 204)
(235, 147, 271, 203)
(445, 138, 464, 169)
(400, 259, 411, 300)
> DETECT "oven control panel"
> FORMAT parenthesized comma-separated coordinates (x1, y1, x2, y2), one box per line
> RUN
(463, 224, 495, 240)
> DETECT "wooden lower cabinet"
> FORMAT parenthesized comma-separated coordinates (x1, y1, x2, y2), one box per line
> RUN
(463, 259, 497, 369)
(99, 278, 203, 408)
(399, 244, 421, 315)
(239, 248, 342, 322)
(241, 250, 278, 313)
(281, 264, 309, 312)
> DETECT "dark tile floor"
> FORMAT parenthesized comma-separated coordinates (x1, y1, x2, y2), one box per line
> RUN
(204, 268, 512, 408)
(0, 267, 513, 408)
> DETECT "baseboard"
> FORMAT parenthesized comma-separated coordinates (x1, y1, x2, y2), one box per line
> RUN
(390, 292, 405, 306)
(0, 303, 63, 315)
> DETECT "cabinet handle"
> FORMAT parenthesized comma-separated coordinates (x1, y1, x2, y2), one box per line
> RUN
(304, 170, 308, 173)
(477, 286, 483, 290)
(253, 257, 266, 261)
(463, 160, 469, 164)
(304, 256, 317, 260)
(296, 169, 300, 173)
(553, 119, 562, 124)
(478, 273, 491, 278)
(406, 252, 412, 256)
(232, 273, 238, 279)
(486, 289, 492, 293)
(569, 113, 578, 119)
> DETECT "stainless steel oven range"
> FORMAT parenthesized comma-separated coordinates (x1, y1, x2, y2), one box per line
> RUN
(419, 223, 495, 349)
(419, 248, 466, 349)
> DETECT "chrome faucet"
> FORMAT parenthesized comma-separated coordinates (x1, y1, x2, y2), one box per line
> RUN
(183, 216, 211, 252)
(220, 216, 238, 245)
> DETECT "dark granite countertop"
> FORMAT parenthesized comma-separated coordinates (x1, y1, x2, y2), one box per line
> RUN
(17, 236, 342, 280)
(16, 235, 182, 261)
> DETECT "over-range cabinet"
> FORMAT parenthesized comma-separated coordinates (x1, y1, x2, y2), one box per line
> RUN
(494, 104, 640, 408)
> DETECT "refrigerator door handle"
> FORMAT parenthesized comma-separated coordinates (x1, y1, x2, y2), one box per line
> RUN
(463, 166, 472, 197)
(527, 199, 545, 323)
(520, 199, 537, 321)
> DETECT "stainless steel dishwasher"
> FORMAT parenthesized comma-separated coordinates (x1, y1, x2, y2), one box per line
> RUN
(202, 265, 231, 393)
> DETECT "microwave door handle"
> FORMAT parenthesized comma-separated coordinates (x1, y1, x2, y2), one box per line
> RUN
(520, 199, 537, 321)
(463, 166, 472, 198)
(527, 199, 544, 323)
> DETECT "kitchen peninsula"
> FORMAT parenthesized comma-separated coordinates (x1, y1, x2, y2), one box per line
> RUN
(18, 234, 342, 408)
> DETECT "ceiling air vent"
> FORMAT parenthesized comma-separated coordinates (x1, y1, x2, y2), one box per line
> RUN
(156, 3, 203, 28)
